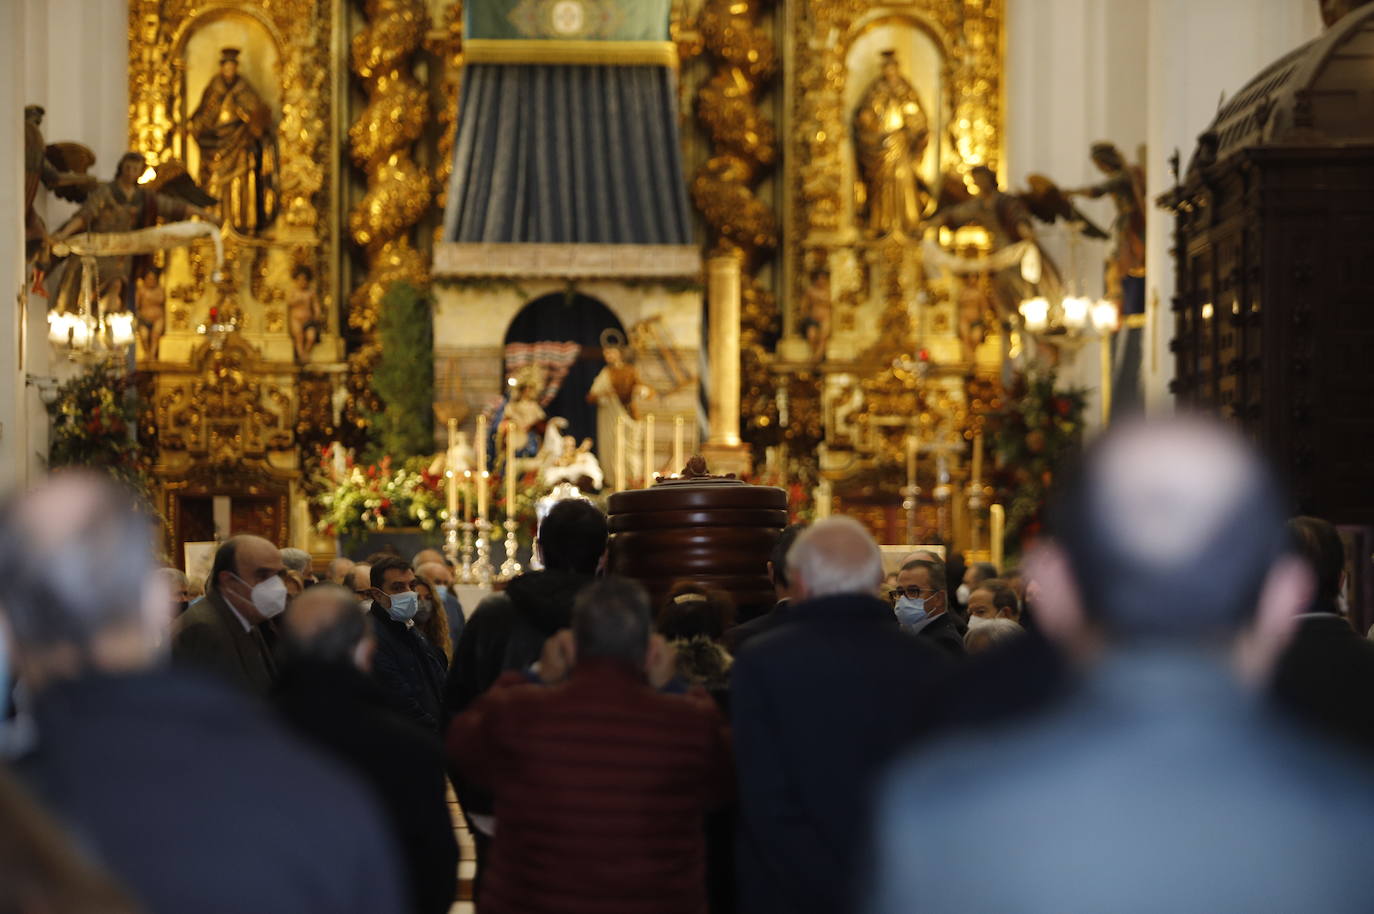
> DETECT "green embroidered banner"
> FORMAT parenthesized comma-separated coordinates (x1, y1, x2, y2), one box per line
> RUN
(467, 0, 671, 42)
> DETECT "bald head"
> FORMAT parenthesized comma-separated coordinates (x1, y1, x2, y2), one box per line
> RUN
(326, 556, 354, 586)
(281, 584, 371, 669)
(789, 516, 884, 600)
(417, 561, 452, 587)
(1052, 417, 1289, 638)
(349, 563, 372, 599)
(412, 549, 447, 569)
(0, 473, 163, 673)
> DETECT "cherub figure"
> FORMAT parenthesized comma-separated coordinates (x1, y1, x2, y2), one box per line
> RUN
(288, 265, 323, 363)
(135, 267, 166, 359)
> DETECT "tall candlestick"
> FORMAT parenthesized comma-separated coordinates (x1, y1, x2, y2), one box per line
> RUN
(971, 432, 984, 487)
(446, 419, 459, 520)
(673, 415, 685, 473)
(990, 503, 1006, 572)
(475, 414, 489, 521)
(463, 470, 473, 522)
(615, 414, 627, 492)
(905, 434, 918, 489)
(504, 420, 517, 519)
(643, 414, 656, 485)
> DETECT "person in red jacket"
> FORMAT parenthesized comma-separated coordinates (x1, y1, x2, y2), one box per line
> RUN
(447, 575, 733, 914)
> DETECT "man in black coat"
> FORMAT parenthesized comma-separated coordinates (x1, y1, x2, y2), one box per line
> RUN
(2, 473, 405, 914)
(1271, 515, 1374, 755)
(731, 516, 950, 914)
(892, 558, 965, 657)
(366, 556, 447, 733)
(276, 583, 458, 914)
(725, 523, 804, 655)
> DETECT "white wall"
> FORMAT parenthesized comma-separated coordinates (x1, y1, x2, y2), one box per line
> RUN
(0, 0, 129, 493)
(1006, 0, 1321, 427)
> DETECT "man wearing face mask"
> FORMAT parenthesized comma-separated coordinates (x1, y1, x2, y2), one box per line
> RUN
(891, 559, 965, 658)
(367, 556, 447, 733)
(172, 535, 287, 696)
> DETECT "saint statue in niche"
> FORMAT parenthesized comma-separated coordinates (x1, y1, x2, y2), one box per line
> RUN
(189, 47, 277, 235)
(1066, 142, 1146, 304)
(587, 328, 654, 475)
(853, 50, 930, 237)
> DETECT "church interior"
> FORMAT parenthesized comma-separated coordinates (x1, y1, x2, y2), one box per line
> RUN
(6, 0, 1370, 584)
(6, 1, 1374, 912)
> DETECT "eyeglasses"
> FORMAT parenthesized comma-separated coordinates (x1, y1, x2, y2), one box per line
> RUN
(889, 586, 938, 601)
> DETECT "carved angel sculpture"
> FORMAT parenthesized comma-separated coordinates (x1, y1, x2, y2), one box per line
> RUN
(46, 154, 219, 315)
(23, 105, 99, 258)
(931, 166, 1107, 324)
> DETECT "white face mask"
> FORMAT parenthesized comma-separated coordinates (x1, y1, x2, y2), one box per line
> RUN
(231, 573, 288, 620)
(966, 613, 995, 631)
(956, 584, 971, 605)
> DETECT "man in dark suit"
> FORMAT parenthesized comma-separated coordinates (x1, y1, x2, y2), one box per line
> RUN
(731, 516, 949, 914)
(276, 583, 458, 914)
(892, 558, 965, 657)
(2, 473, 406, 914)
(726, 523, 805, 654)
(868, 418, 1374, 914)
(172, 534, 287, 695)
(366, 556, 447, 732)
(1271, 514, 1374, 755)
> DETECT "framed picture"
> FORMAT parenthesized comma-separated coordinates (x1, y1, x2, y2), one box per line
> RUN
(183, 541, 217, 595)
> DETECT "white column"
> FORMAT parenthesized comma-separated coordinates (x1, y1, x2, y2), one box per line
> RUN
(1142, 0, 1321, 412)
(0, 0, 27, 493)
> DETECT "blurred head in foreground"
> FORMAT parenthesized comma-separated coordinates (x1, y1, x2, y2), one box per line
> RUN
(1029, 417, 1311, 680)
(281, 583, 375, 672)
(0, 473, 167, 690)
(787, 516, 884, 602)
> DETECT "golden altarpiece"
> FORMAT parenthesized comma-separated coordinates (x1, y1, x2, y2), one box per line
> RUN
(122, 0, 1009, 556)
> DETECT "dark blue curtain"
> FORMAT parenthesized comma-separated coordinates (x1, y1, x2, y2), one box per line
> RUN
(503, 293, 625, 449)
(442, 64, 693, 245)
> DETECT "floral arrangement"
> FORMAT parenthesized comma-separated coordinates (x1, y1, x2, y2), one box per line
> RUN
(45, 359, 150, 497)
(313, 444, 448, 546)
(986, 369, 1086, 555)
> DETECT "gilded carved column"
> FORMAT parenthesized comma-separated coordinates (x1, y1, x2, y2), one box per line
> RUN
(347, 0, 432, 334)
(690, 0, 778, 463)
(706, 254, 744, 447)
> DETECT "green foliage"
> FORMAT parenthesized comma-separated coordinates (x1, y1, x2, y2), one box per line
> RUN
(364, 281, 435, 462)
(44, 358, 151, 498)
(986, 369, 1087, 556)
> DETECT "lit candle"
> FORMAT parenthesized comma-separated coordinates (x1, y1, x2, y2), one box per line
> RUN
(643, 414, 656, 485)
(673, 415, 685, 473)
(505, 420, 517, 521)
(905, 434, 918, 490)
(990, 503, 1006, 572)
(615, 414, 627, 492)
(475, 414, 489, 521)
(463, 470, 473, 522)
(446, 419, 459, 520)
(971, 432, 984, 487)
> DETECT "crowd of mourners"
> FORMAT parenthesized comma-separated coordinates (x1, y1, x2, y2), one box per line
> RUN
(5, 416, 1374, 914)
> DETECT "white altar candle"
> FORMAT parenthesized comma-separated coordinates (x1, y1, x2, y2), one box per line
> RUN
(446, 419, 459, 520)
(505, 420, 517, 520)
(673, 415, 685, 473)
(990, 503, 1005, 571)
(615, 414, 626, 492)
(905, 434, 918, 490)
(644, 414, 656, 485)
(475, 414, 489, 521)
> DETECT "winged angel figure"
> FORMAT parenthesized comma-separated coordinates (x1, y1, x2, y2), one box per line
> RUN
(41, 152, 222, 316)
(928, 166, 1108, 333)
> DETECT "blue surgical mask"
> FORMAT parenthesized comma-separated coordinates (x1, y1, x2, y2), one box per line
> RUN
(895, 596, 927, 630)
(386, 590, 420, 623)
(435, 584, 451, 601)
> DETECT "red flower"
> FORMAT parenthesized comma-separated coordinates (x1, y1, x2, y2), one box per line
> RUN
(379, 498, 392, 512)
(1053, 397, 1072, 417)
